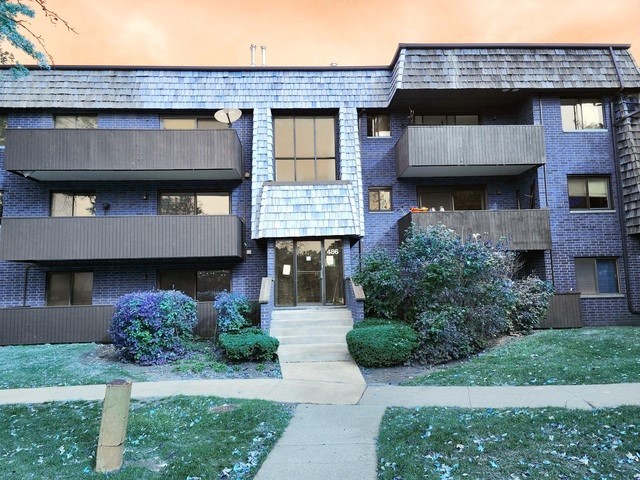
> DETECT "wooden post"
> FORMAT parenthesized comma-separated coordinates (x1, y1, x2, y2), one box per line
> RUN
(95, 379, 132, 473)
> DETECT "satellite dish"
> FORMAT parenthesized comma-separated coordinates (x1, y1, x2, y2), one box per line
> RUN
(215, 108, 242, 126)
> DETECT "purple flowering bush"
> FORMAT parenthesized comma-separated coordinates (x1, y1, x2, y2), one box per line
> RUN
(109, 290, 198, 365)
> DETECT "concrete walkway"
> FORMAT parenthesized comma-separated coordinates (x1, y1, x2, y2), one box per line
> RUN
(2, 380, 640, 480)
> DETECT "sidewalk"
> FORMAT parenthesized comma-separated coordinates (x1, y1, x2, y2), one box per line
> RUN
(2, 379, 639, 480)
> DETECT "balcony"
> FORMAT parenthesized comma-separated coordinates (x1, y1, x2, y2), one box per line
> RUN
(399, 209, 552, 250)
(396, 125, 546, 178)
(5, 129, 243, 181)
(0, 215, 244, 261)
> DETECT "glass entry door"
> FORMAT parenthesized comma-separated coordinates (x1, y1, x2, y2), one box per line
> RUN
(275, 239, 344, 306)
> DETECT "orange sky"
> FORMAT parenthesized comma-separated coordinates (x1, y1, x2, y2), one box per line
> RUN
(20, 0, 640, 67)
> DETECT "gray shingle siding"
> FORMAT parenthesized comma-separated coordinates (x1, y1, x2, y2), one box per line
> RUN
(395, 47, 640, 91)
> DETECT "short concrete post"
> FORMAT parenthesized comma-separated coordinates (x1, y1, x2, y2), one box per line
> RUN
(95, 379, 132, 473)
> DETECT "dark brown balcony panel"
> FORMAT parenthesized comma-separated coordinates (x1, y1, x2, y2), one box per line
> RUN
(5, 129, 242, 181)
(0, 215, 244, 261)
(0, 302, 218, 345)
(399, 209, 551, 250)
(396, 125, 546, 178)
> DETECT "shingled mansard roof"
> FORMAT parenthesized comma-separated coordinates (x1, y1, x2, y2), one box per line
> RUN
(1, 44, 639, 111)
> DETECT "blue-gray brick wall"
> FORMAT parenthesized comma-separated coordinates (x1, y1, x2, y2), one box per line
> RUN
(0, 111, 266, 307)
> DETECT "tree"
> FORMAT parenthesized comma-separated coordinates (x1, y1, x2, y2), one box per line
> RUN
(0, 0, 74, 73)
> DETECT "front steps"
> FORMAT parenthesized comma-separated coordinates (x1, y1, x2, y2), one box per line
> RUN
(270, 308, 354, 363)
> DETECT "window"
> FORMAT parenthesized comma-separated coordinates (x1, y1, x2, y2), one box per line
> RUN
(158, 269, 231, 301)
(366, 114, 391, 137)
(274, 115, 336, 181)
(575, 258, 619, 295)
(568, 176, 612, 210)
(418, 186, 485, 211)
(46, 272, 93, 305)
(54, 115, 97, 129)
(161, 117, 227, 130)
(50, 192, 96, 217)
(368, 187, 392, 211)
(0, 115, 6, 146)
(413, 114, 479, 126)
(158, 192, 230, 215)
(561, 99, 605, 131)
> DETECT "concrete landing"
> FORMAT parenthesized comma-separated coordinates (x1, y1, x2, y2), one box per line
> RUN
(254, 404, 386, 480)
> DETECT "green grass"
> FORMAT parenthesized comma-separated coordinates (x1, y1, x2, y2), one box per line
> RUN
(378, 406, 640, 479)
(405, 328, 640, 386)
(0, 343, 149, 389)
(0, 396, 292, 479)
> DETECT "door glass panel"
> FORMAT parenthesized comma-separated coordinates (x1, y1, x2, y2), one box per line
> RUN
(51, 193, 74, 217)
(453, 189, 484, 210)
(418, 190, 452, 210)
(324, 239, 344, 305)
(196, 193, 229, 215)
(296, 240, 322, 304)
(73, 194, 96, 217)
(197, 270, 230, 301)
(162, 118, 196, 129)
(276, 240, 295, 306)
(47, 273, 72, 306)
(159, 194, 195, 215)
(158, 270, 196, 298)
(73, 272, 93, 305)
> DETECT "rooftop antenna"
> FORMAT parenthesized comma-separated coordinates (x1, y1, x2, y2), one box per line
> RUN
(214, 108, 242, 127)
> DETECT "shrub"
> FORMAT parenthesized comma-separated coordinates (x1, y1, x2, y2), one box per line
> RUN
(110, 290, 197, 365)
(507, 276, 554, 333)
(346, 324, 418, 367)
(353, 317, 405, 329)
(214, 291, 252, 333)
(218, 330, 279, 362)
(355, 224, 551, 365)
(353, 249, 403, 319)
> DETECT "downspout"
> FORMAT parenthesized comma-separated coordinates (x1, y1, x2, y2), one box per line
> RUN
(538, 97, 555, 285)
(22, 264, 34, 307)
(608, 46, 640, 315)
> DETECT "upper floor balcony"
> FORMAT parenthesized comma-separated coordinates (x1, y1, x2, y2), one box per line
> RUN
(398, 209, 552, 251)
(396, 125, 546, 178)
(5, 129, 243, 181)
(0, 215, 244, 262)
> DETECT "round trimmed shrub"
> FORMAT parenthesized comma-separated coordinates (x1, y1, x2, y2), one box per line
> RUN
(346, 324, 418, 367)
(110, 290, 197, 365)
(218, 329, 279, 362)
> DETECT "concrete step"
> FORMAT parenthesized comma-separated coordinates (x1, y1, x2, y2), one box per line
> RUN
(272, 308, 352, 321)
(276, 333, 349, 345)
(277, 343, 352, 363)
(270, 317, 353, 330)
(270, 324, 353, 338)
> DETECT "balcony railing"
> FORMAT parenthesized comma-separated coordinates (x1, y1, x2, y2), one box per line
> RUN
(399, 209, 552, 250)
(5, 129, 243, 181)
(0, 215, 244, 261)
(0, 302, 218, 345)
(396, 125, 546, 177)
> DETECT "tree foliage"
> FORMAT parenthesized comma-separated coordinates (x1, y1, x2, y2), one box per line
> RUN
(0, 0, 74, 73)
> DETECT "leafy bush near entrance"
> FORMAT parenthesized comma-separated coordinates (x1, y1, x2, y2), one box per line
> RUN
(214, 291, 252, 333)
(110, 290, 197, 365)
(346, 323, 418, 367)
(354, 225, 553, 365)
(218, 328, 279, 362)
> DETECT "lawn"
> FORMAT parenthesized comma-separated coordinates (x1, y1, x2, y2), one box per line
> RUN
(378, 406, 640, 479)
(0, 341, 280, 389)
(0, 396, 292, 479)
(405, 327, 640, 386)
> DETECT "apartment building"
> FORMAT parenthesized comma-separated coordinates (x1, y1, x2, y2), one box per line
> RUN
(1, 44, 639, 344)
